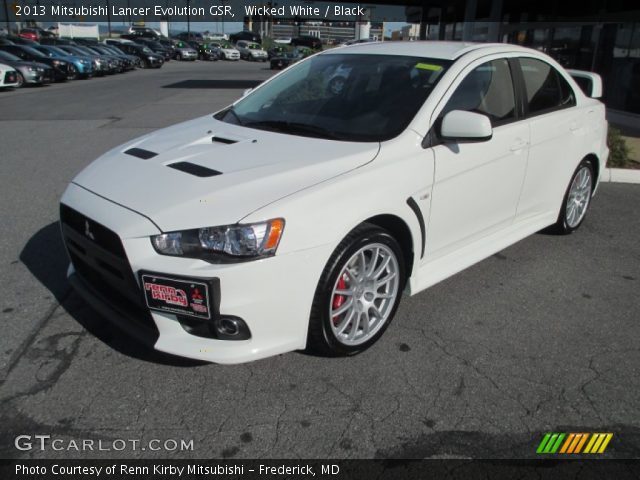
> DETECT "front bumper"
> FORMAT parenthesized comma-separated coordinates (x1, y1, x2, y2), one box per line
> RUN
(60, 183, 331, 364)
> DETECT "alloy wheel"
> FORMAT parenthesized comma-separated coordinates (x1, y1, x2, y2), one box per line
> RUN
(329, 243, 400, 346)
(566, 165, 592, 228)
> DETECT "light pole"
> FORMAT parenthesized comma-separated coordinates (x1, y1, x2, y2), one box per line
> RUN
(186, 0, 190, 39)
(106, 0, 112, 37)
(3, 0, 10, 33)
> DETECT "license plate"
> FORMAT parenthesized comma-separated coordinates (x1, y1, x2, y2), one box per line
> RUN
(141, 274, 211, 319)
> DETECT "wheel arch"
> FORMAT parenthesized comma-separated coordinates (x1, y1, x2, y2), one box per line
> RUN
(361, 214, 415, 280)
(583, 152, 600, 190)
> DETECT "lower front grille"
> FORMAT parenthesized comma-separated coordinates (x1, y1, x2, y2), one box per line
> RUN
(60, 204, 157, 333)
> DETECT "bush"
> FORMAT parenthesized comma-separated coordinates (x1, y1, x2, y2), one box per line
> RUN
(607, 127, 632, 168)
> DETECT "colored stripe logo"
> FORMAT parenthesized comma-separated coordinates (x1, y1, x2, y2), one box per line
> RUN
(537, 433, 613, 454)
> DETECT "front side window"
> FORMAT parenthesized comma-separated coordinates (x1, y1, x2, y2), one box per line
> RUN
(218, 54, 451, 142)
(441, 58, 516, 126)
(519, 57, 576, 115)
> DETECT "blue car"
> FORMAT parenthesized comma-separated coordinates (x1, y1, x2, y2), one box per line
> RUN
(31, 45, 94, 79)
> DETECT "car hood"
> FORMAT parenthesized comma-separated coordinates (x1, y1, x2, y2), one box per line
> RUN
(72, 115, 379, 232)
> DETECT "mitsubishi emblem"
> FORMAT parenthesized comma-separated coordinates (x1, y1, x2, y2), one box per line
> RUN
(84, 220, 95, 241)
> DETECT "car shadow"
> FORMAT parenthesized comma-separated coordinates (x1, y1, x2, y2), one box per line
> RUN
(20, 222, 206, 367)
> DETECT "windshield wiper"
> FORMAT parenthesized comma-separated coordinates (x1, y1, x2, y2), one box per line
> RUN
(243, 120, 341, 140)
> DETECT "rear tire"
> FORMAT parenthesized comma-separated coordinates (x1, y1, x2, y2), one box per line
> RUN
(551, 158, 595, 235)
(306, 224, 405, 357)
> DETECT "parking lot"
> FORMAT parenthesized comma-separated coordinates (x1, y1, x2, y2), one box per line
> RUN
(1, 59, 639, 459)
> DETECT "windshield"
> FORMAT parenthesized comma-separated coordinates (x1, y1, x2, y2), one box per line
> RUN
(0, 50, 21, 62)
(217, 54, 451, 142)
(248, 43, 261, 50)
(46, 46, 68, 56)
(20, 46, 46, 57)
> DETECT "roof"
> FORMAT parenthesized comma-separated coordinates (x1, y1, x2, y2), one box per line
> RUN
(323, 41, 531, 60)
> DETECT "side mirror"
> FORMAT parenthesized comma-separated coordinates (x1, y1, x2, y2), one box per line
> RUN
(567, 69, 603, 99)
(243, 88, 253, 97)
(440, 110, 493, 142)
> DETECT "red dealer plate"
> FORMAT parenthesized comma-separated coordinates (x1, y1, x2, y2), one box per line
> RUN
(141, 274, 211, 320)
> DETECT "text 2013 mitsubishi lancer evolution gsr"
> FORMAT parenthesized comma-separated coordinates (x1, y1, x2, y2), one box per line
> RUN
(60, 42, 608, 363)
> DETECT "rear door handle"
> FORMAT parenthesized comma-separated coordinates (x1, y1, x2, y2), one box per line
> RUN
(510, 141, 528, 152)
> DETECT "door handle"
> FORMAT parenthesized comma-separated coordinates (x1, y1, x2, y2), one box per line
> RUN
(510, 141, 528, 152)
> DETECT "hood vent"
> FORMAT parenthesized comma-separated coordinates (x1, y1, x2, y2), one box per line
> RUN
(125, 147, 158, 160)
(212, 136, 237, 145)
(168, 162, 222, 178)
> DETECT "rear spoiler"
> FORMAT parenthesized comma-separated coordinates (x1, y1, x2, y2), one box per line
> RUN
(567, 69, 603, 99)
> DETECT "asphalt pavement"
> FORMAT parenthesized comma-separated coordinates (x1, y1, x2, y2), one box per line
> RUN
(0, 60, 639, 459)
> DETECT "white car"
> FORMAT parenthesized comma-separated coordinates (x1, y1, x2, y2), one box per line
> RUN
(60, 42, 608, 364)
(212, 42, 240, 61)
(0, 62, 19, 88)
(235, 40, 268, 61)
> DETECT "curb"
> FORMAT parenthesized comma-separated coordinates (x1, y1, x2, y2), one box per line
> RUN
(600, 168, 640, 184)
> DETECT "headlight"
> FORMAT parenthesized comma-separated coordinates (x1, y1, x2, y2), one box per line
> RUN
(27, 66, 37, 72)
(52, 60, 62, 66)
(151, 219, 285, 262)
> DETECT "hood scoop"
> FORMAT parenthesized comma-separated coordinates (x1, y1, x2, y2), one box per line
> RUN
(125, 147, 158, 160)
(168, 162, 222, 178)
(212, 136, 238, 145)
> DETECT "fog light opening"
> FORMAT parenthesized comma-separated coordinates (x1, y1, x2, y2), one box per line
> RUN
(218, 318, 240, 336)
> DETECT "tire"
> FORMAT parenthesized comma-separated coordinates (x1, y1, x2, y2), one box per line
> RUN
(67, 65, 77, 80)
(176, 53, 182, 61)
(306, 224, 405, 356)
(550, 158, 595, 235)
(15, 72, 24, 87)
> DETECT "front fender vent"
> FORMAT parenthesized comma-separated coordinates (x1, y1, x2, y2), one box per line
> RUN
(124, 148, 157, 160)
(168, 162, 222, 178)
(212, 136, 237, 145)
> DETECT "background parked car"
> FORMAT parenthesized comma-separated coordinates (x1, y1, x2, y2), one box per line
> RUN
(128, 26, 162, 39)
(229, 31, 262, 44)
(57, 45, 108, 76)
(17, 29, 39, 41)
(98, 44, 141, 69)
(0, 62, 18, 88)
(31, 45, 94, 78)
(0, 44, 73, 81)
(130, 38, 172, 61)
(3, 35, 38, 46)
(174, 32, 203, 43)
(187, 41, 219, 61)
(269, 48, 311, 70)
(212, 42, 240, 60)
(291, 35, 322, 50)
(235, 41, 268, 61)
(89, 44, 136, 71)
(172, 41, 197, 61)
(0, 50, 53, 86)
(115, 43, 164, 68)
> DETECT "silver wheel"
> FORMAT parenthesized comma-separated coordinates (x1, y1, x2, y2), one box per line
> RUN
(329, 243, 400, 346)
(565, 165, 592, 228)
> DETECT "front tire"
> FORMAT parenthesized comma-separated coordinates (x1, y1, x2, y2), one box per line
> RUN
(307, 224, 405, 356)
(552, 158, 595, 234)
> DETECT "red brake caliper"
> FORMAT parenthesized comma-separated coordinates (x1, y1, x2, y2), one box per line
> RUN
(332, 274, 348, 325)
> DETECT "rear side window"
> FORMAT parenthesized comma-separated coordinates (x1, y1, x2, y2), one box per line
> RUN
(441, 59, 516, 126)
(519, 58, 576, 115)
